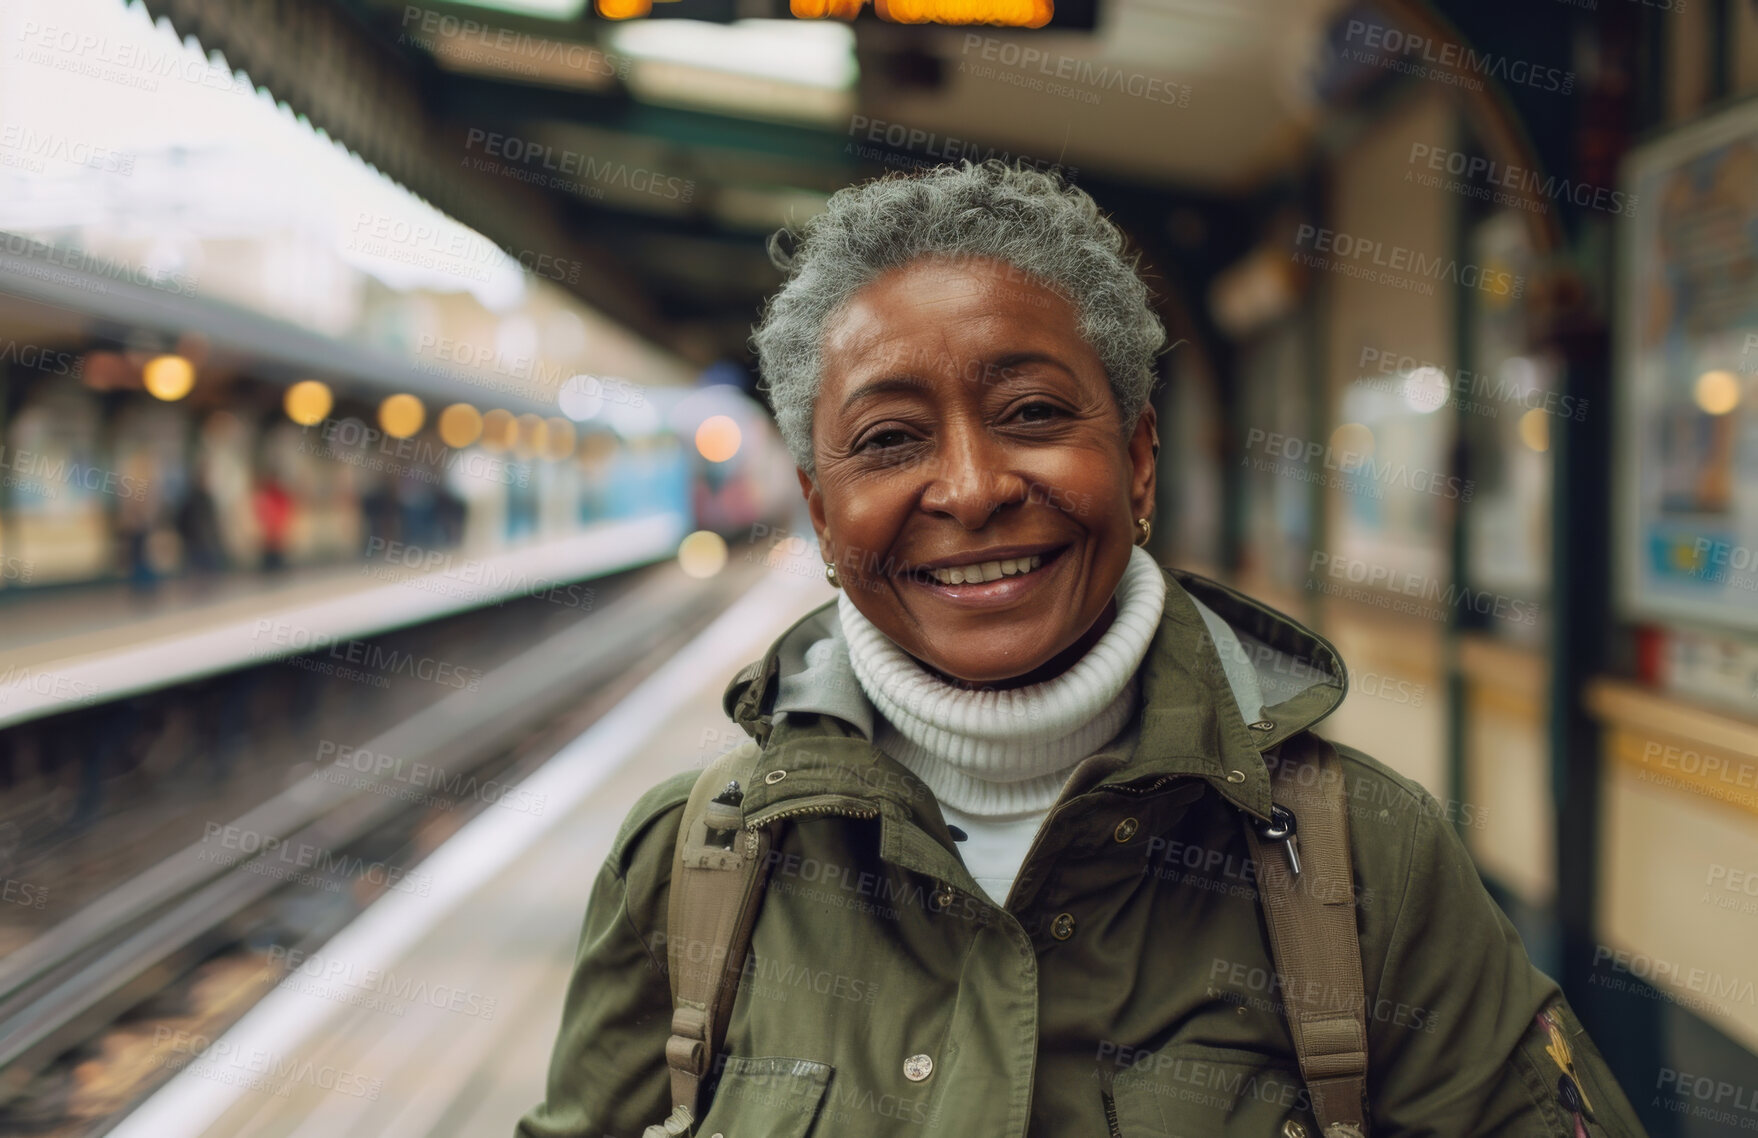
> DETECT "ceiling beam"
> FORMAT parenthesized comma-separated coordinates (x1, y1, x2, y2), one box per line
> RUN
(140, 0, 690, 357)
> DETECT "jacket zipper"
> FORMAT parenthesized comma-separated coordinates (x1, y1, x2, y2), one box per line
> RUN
(1102, 1088, 1123, 1137)
(1097, 773, 1187, 796)
(748, 801, 880, 826)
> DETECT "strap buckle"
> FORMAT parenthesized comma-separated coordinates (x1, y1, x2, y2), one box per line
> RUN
(641, 1103, 695, 1137)
(665, 1006, 710, 1077)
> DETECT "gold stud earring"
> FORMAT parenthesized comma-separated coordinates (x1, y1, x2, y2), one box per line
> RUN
(825, 561, 842, 589)
(1134, 517, 1152, 548)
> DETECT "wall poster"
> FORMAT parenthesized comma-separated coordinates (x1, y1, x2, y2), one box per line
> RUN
(1616, 100, 1758, 631)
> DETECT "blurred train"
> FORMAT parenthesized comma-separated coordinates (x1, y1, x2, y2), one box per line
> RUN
(0, 284, 799, 596)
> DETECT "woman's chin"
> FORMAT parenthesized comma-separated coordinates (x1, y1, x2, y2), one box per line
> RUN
(913, 638, 1065, 690)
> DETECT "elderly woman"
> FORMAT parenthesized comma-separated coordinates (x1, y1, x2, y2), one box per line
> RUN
(518, 162, 1644, 1138)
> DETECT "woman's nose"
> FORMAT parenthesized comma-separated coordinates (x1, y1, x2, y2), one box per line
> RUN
(918, 429, 1026, 527)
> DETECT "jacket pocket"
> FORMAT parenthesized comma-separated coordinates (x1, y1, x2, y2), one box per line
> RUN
(1102, 1083, 1165, 1137)
(1107, 1044, 1317, 1136)
(1514, 999, 1645, 1137)
(697, 1055, 834, 1137)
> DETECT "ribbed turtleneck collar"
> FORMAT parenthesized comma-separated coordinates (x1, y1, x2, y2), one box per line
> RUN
(837, 545, 1168, 817)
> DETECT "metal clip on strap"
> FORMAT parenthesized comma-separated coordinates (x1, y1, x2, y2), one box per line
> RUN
(1244, 737, 1371, 1135)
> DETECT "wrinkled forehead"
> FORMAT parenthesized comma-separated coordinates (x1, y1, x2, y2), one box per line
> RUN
(819, 255, 1083, 384)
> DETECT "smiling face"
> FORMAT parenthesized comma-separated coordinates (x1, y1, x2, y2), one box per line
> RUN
(799, 255, 1158, 689)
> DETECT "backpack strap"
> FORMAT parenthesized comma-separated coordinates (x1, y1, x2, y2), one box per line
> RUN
(1242, 734, 1371, 1138)
(644, 738, 776, 1138)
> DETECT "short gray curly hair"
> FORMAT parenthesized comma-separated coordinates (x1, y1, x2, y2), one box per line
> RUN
(751, 160, 1166, 475)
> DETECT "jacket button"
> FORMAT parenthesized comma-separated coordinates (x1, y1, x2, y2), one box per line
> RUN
(1281, 1122, 1307, 1138)
(903, 1053, 934, 1081)
(1050, 912, 1076, 940)
(764, 769, 787, 784)
(930, 887, 955, 911)
(1113, 817, 1139, 842)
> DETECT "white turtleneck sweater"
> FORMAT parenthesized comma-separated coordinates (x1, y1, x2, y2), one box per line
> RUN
(838, 545, 1168, 906)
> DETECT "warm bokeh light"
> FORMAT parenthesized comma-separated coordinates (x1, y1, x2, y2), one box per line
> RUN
(515, 412, 548, 459)
(1695, 369, 1741, 415)
(677, 530, 729, 578)
(481, 408, 517, 451)
(438, 403, 484, 448)
(1329, 422, 1375, 465)
(791, 0, 863, 16)
(871, 0, 1051, 25)
(143, 355, 195, 401)
(543, 417, 577, 460)
(596, 0, 651, 17)
(1518, 408, 1550, 453)
(284, 380, 333, 426)
(695, 414, 742, 462)
(379, 393, 425, 439)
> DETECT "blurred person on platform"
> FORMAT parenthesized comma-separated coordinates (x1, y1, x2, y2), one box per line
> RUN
(114, 448, 163, 591)
(252, 468, 293, 571)
(176, 466, 227, 574)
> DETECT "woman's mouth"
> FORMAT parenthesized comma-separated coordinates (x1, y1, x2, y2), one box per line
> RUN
(905, 545, 1069, 604)
(922, 553, 1042, 586)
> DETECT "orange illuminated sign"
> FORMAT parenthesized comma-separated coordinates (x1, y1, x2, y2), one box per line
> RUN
(868, 0, 1051, 24)
(595, 0, 1050, 24)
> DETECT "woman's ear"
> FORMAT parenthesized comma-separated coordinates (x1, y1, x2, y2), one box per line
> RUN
(1128, 407, 1159, 520)
(796, 466, 831, 561)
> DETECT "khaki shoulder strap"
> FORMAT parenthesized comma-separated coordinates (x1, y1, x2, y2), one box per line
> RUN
(1242, 735, 1371, 1138)
(644, 738, 776, 1138)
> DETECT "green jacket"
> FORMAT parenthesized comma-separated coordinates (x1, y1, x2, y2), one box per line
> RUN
(518, 568, 1647, 1137)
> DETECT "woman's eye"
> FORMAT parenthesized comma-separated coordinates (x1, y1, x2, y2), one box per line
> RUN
(862, 428, 913, 450)
(1016, 401, 1063, 423)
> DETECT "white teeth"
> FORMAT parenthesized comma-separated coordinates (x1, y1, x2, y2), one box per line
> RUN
(928, 554, 1043, 585)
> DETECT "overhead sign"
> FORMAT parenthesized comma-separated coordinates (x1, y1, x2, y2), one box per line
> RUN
(598, 0, 1053, 25)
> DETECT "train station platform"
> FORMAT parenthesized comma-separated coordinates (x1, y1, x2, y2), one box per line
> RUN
(101, 560, 831, 1138)
(0, 514, 691, 730)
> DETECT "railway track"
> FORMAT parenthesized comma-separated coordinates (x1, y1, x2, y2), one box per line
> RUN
(0, 556, 764, 1136)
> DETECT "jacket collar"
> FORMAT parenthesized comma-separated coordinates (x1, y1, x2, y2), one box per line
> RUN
(721, 567, 1348, 833)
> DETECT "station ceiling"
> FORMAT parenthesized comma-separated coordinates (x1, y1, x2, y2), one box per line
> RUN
(145, 0, 1354, 374)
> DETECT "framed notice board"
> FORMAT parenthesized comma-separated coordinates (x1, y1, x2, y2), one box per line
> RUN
(1615, 98, 1758, 631)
